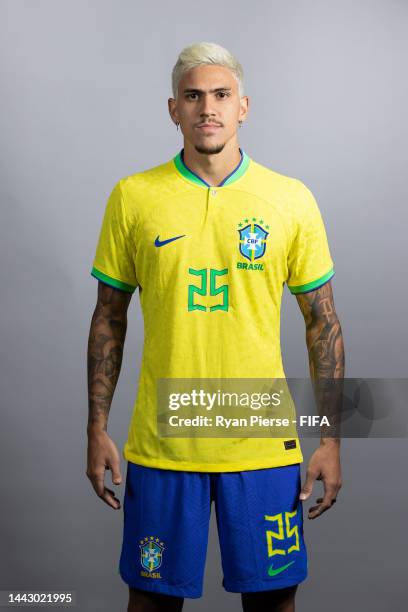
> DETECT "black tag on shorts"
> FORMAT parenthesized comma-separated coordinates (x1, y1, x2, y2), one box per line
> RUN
(284, 439, 297, 450)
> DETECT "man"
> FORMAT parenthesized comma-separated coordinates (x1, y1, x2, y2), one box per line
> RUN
(87, 42, 344, 612)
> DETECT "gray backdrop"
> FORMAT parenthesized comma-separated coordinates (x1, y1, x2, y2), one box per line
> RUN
(1, 0, 407, 610)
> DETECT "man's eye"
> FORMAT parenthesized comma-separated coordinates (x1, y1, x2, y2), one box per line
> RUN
(187, 93, 198, 100)
(217, 92, 229, 98)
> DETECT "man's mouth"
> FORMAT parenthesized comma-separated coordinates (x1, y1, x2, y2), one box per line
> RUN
(196, 123, 222, 132)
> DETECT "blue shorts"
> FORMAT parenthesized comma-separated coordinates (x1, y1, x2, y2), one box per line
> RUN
(119, 462, 308, 598)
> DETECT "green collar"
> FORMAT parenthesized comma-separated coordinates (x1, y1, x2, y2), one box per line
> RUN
(173, 148, 251, 187)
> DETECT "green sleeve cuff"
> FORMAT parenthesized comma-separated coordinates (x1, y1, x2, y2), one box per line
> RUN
(288, 267, 334, 294)
(91, 266, 137, 293)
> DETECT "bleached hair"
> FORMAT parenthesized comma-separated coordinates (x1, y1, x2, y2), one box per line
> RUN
(171, 41, 244, 99)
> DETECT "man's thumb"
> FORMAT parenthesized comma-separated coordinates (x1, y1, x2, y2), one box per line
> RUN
(111, 465, 122, 485)
(299, 474, 315, 500)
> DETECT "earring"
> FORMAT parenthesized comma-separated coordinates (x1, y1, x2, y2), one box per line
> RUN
(238, 120, 243, 128)
(176, 122, 179, 131)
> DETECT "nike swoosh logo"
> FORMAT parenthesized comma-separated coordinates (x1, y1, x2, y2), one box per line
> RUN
(154, 234, 185, 247)
(268, 561, 295, 576)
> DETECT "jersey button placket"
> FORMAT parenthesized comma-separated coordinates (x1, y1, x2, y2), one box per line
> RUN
(206, 187, 217, 212)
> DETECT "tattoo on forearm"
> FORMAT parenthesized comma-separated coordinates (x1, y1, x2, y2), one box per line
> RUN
(296, 282, 344, 379)
(87, 283, 131, 430)
(296, 282, 345, 437)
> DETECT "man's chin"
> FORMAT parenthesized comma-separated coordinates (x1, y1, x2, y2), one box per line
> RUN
(194, 142, 225, 155)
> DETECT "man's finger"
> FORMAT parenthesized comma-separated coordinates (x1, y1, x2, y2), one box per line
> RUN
(308, 501, 331, 519)
(109, 462, 122, 485)
(299, 470, 318, 500)
(308, 494, 338, 519)
(98, 486, 121, 509)
(104, 462, 122, 485)
(90, 472, 106, 497)
(316, 497, 337, 505)
(320, 482, 339, 508)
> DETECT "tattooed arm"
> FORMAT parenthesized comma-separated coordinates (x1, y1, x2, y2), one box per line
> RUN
(86, 281, 132, 509)
(296, 280, 344, 380)
(295, 280, 345, 519)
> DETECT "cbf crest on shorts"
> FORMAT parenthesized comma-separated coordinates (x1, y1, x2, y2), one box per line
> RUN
(139, 537, 165, 572)
(238, 219, 269, 262)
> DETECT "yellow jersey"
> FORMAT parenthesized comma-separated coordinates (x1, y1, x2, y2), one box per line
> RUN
(91, 149, 334, 471)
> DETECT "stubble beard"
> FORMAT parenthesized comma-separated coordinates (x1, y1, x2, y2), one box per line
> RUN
(194, 142, 225, 155)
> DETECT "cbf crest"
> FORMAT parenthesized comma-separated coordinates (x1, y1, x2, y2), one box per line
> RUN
(139, 537, 165, 572)
(238, 218, 269, 262)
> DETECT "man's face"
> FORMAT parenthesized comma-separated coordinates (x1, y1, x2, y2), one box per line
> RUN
(168, 64, 248, 155)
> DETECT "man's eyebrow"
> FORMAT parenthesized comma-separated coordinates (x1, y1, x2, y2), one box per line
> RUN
(182, 87, 232, 94)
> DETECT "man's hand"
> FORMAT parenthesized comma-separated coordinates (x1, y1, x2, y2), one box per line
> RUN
(86, 282, 131, 509)
(86, 428, 123, 509)
(299, 439, 342, 519)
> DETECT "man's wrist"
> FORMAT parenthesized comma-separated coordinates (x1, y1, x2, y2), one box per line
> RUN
(320, 436, 341, 447)
(87, 422, 108, 436)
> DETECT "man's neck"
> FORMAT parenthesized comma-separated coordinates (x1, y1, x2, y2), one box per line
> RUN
(182, 140, 242, 187)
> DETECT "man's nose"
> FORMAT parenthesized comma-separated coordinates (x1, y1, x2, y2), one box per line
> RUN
(199, 94, 216, 117)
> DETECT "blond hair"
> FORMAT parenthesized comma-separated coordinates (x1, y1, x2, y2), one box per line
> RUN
(171, 41, 244, 99)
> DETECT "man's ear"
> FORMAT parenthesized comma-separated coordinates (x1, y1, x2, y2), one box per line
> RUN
(168, 98, 179, 125)
(239, 95, 249, 122)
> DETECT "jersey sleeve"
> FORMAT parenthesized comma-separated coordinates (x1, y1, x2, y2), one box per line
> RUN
(286, 183, 334, 294)
(90, 180, 138, 293)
